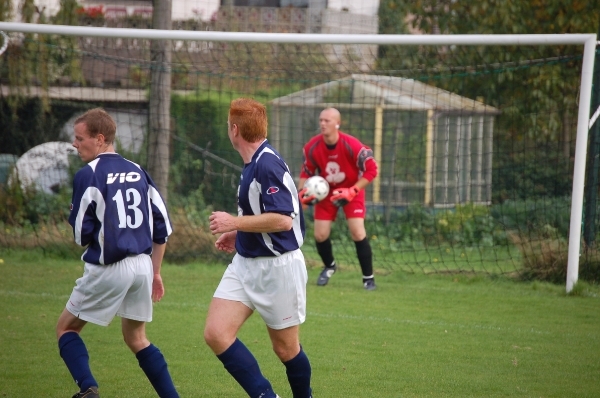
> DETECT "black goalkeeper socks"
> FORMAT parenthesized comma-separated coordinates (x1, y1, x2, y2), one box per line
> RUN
(315, 238, 335, 268)
(354, 237, 374, 278)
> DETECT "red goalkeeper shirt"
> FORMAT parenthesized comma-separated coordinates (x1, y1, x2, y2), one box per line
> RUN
(300, 132, 378, 193)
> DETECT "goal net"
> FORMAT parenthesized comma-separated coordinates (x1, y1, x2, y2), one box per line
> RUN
(0, 22, 596, 291)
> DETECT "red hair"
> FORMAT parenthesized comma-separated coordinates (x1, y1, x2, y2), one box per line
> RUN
(229, 98, 267, 143)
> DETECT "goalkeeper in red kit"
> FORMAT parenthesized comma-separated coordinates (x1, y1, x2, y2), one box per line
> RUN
(298, 108, 379, 290)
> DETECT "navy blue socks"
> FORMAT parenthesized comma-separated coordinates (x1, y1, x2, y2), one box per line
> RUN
(283, 348, 312, 398)
(217, 338, 276, 398)
(58, 331, 98, 392)
(136, 344, 179, 398)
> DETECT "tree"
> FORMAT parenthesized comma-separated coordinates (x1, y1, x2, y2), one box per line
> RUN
(0, 0, 12, 21)
(1, 0, 83, 111)
(376, 0, 600, 202)
(389, 0, 599, 144)
(376, 0, 416, 71)
(0, 0, 84, 155)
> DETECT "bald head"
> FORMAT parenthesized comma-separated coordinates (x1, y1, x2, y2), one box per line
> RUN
(321, 108, 341, 126)
(319, 107, 341, 144)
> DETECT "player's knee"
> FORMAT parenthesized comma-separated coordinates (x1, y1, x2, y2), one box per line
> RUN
(203, 325, 221, 347)
(350, 231, 366, 241)
(204, 325, 235, 354)
(314, 231, 330, 242)
(123, 333, 149, 353)
(56, 327, 78, 340)
(271, 345, 287, 361)
(56, 314, 85, 339)
(272, 343, 299, 363)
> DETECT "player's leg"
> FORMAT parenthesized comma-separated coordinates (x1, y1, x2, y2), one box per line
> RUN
(56, 310, 98, 397)
(346, 216, 376, 290)
(268, 326, 312, 398)
(314, 219, 334, 266)
(206, 256, 276, 397)
(314, 200, 337, 285)
(343, 198, 376, 289)
(251, 250, 312, 398)
(204, 297, 253, 353)
(122, 319, 179, 398)
(205, 297, 277, 397)
(118, 254, 179, 397)
(58, 260, 123, 397)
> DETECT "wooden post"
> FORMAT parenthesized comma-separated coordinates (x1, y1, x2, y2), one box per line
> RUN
(148, 0, 172, 201)
(424, 109, 434, 206)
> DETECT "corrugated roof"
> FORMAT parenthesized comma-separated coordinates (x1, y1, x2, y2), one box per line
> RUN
(271, 74, 501, 114)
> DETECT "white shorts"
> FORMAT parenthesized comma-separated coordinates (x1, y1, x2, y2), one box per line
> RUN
(66, 254, 153, 326)
(214, 249, 308, 330)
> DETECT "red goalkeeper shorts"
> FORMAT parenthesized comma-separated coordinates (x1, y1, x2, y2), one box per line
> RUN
(314, 190, 366, 221)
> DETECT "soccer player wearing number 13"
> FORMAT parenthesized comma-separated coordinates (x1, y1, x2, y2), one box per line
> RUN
(56, 108, 179, 398)
(299, 107, 379, 290)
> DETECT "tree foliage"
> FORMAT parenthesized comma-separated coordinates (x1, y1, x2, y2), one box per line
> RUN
(376, 0, 420, 71)
(0, 0, 12, 21)
(407, 0, 597, 36)
(0, 0, 85, 158)
(378, 0, 599, 142)
(1, 0, 83, 112)
(376, 0, 600, 202)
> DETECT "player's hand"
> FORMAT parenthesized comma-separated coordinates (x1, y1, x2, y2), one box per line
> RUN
(215, 231, 237, 253)
(330, 185, 360, 207)
(209, 211, 237, 234)
(152, 274, 165, 302)
(299, 187, 317, 209)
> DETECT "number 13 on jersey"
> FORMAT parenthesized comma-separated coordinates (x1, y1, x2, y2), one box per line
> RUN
(112, 188, 143, 228)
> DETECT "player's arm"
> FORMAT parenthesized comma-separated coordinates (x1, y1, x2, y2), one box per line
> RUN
(210, 211, 292, 234)
(299, 151, 319, 206)
(211, 164, 296, 234)
(331, 146, 378, 206)
(150, 212, 170, 303)
(210, 158, 298, 234)
(300, 145, 317, 182)
(298, 146, 319, 206)
(143, 168, 173, 302)
(151, 242, 167, 302)
(238, 212, 293, 232)
(353, 176, 371, 191)
(298, 177, 307, 190)
(360, 151, 379, 181)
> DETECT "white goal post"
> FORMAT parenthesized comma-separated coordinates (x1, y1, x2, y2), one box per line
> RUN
(0, 21, 596, 292)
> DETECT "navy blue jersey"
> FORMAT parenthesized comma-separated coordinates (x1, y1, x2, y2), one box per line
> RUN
(236, 140, 305, 257)
(69, 153, 172, 265)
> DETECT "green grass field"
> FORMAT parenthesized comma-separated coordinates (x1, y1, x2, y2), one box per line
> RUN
(1, 248, 599, 397)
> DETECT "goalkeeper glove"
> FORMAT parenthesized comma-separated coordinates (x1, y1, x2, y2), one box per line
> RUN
(330, 185, 360, 207)
(299, 187, 317, 209)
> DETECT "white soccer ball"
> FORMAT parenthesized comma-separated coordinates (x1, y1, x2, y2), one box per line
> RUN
(303, 176, 330, 202)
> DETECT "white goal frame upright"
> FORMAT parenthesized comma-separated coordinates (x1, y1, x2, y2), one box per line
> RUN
(0, 22, 596, 292)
